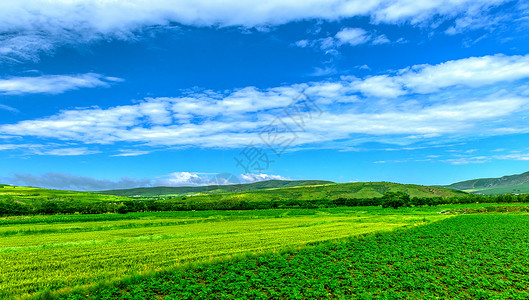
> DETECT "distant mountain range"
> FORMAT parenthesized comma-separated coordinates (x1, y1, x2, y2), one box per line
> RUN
(441, 171, 529, 195)
(97, 180, 334, 197)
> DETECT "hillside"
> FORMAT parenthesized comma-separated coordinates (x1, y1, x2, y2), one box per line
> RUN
(172, 181, 467, 204)
(0, 185, 127, 204)
(97, 180, 334, 197)
(442, 171, 529, 195)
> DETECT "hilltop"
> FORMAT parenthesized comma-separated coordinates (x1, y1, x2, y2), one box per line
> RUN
(442, 171, 529, 195)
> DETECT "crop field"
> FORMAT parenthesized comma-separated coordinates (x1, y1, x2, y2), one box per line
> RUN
(66, 213, 529, 300)
(2, 204, 528, 299)
(0, 207, 449, 299)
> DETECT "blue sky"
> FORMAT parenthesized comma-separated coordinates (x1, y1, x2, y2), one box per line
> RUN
(1, 0, 529, 190)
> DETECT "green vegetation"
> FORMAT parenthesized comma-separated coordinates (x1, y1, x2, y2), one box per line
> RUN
(97, 180, 334, 197)
(0, 181, 469, 216)
(61, 214, 529, 300)
(0, 207, 448, 298)
(0, 185, 126, 203)
(174, 181, 466, 202)
(0, 185, 130, 216)
(442, 170, 529, 195)
(4, 181, 529, 216)
(2, 180, 529, 299)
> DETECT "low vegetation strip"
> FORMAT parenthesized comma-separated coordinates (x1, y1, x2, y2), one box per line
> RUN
(62, 214, 529, 300)
(0, 208, 440, 298)
(438, 205, 529, 214)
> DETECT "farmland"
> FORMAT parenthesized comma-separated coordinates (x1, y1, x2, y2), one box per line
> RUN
(2, 204, 529, 299)
(68, 213, 529, 300)
(0, 181, 473, 215)
(0, 206, 450, 299)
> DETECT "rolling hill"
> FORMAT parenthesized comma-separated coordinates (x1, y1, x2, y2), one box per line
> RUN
(171, 181, 467, 204)
(0, 184, 127, 204)
(97, 180, 334, 197)
(442, 171, 529, 195)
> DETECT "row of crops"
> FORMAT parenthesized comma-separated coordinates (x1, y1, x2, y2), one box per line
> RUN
(64, 214, 529, 300)
(0, 207, 442, 298)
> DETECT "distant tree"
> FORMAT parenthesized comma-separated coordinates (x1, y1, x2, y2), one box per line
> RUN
(116, 203, 129, 214)
(40, 201, 59, 214)
(381, 191, 410, 209)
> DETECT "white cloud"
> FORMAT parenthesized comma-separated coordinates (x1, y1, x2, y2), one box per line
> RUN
(351, 75, 406, 98)
(0, 73, 122, 95)
(0, 0, 510, 62)
(0, 144, 36, 151)
(296, 27, 392, 51)
(155, 172, 210, 186)
(111, 150, 153, 157)
(34, 147, 100, 156)
(0, 104, 18, 113)
(349, 53, 529, 97)
(1, 54, 529, 152)
(295, 40, 310, 48)
(372, 34, 391, 45)
(240, 173, 288, 182)
(0, 143, 99, 156)
(335, 28, 370, 46)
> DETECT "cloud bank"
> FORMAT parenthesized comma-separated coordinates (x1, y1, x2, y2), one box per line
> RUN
(1, 53, 529, 154)
(0, 0, 511, 62)
(0, 73, 122, 95)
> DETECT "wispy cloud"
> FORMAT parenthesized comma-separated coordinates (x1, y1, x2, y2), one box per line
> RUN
(0, 0, 513, 62)
(295, 27, 391, 52)
(335, 28, 372, 46)
(33, 147, 100, 156)
(444, 152, 529, 165)
(1, 54, 529, 153)
(0, 73, 122, 95)
(111, 150, 153, 157)
(0, 104, 18, 113)
(346, 53, 529, 97)
(0, 144, 99, 156)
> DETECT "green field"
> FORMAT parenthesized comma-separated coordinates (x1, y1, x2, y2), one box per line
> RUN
(0, 206, 452, 299)
(72, 213, 529, 300)
(2, 203, 529, 299)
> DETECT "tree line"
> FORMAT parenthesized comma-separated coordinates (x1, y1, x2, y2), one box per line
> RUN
(1, 192, 529, 216)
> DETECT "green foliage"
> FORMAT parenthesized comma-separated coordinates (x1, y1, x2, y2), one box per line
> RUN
(0, 207, 441, 298)
(58, 214, 529, 300)
(381, 191, 411, 209)
(3, 182, 529, 218)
